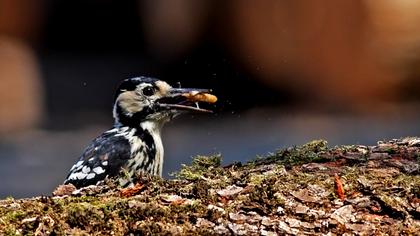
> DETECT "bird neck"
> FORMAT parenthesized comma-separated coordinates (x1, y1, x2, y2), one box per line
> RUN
(139, 120, 165, 177)
(139, 120, 163, 135)
(112, 120, 164, 184)
(113, 103, 170, 130)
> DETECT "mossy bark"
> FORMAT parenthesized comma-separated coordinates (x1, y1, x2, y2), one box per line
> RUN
(1, 138, 419, 235)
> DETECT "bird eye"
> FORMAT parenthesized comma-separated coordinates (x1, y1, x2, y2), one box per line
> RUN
(142, 86, 155, 96)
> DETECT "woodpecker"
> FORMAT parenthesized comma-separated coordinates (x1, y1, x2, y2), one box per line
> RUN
(64, 77, 217, 188)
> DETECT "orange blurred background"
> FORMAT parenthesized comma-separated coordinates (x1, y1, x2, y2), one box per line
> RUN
(2, 0, 420, 133)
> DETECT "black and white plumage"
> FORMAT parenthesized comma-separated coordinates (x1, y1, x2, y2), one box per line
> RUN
(64, 77, 215, 188)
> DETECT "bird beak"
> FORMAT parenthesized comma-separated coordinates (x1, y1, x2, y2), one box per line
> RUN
(157, 88, 217, 113)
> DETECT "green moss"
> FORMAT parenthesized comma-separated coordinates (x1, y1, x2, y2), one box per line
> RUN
(379, 195, 405, 211)
(3, 210, 26, 224)
(248, 174, 266, 186)
(3, 226, 18, 236)
(267, 140, 330, 166)
(175, 154, 222, 181)
(302, 140, 329, 152)
(192, 154, 222, 168)
(5, 196, 14, 201)
(385, 148, 397, 154)
(239, 174, 284, 214)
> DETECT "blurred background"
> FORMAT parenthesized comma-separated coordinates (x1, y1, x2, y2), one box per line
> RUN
(1, 0, 420, 198)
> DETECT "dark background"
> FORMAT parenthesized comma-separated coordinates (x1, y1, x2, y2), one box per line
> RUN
(1, 0, 420, 198)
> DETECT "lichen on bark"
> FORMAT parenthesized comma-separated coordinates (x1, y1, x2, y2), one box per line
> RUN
(0, 138, 419, 235)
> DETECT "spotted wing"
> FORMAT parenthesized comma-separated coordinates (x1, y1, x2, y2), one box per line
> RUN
(64, 131, 131, 188)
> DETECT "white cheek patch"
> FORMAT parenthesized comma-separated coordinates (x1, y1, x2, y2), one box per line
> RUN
(155, 81, 172, 96)
(117, 91, 144, 114)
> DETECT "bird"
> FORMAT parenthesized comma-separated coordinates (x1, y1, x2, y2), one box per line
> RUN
(63, 77, 217, 188)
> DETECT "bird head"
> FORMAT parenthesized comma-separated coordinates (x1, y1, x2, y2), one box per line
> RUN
(113, 77, 217, 128)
